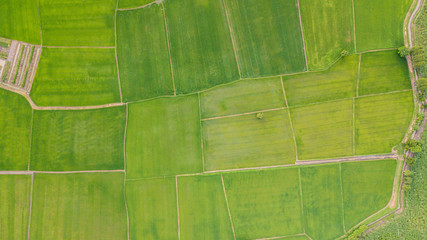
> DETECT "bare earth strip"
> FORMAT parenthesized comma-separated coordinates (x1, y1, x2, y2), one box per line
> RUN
(296, 0, 309, 71)
(221, 175, 237, 240)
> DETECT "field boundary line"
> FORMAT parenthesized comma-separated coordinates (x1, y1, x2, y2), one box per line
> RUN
(351, 0, 357, 52)
(296, 153, 397, 163)
(26, 173, 34, 240)
(43, 46, 115, 49)
(27, 109, 34, 171)
(117, 0, 161, 11)
(221, 175, 237, 240)
(296, 0, 309, 71)
(281, 77, 299, 161)
(304, 233, 314, 240)
(37, 0, 43, 46)
(161, 2, 177, 96)
(352, 98, 356, 156)
(175, 176, 181, 240)
(356, 89, 412, 99)
(255, 233, 306, 240)
(221, 0, 242, 78)
(198, 93, 205, 171)
(338, 163, 347, 233)
(114, 0, 124, 103)
(201, 107, 287, 121)
(356, 54, 361, 97)
(123, 103, 130, 240)
(0, 170, 126, 175)
(357, 48, 398, 54)
(298, 168, 306, 233)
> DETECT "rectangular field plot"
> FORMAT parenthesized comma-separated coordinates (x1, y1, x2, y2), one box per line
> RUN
(31, 48, 121, 106)
(222, 168, 303, 239)
(39, 0, 116, 46)
(30, 173, 127, 240)
(283, 54, 358, 106)
(177, 175, 234, 240)
(31, 106, 126, 171)
(0, 89, 32, 170)
(126, 177, 178, 240)
(355, 91, 414, 155)
(200, 77, 285, 118)
(354, 0, 412, 51)
(117, 5, 174, 102)
(342, 160, 396, 231)
(300, 164, 345, 240)
(358, 50, 411, 96)
(0, 0, 41, 44)
(223, 0, 306, 77)
(0, 175, 31, 240)
(290, 99, 353, 160)
(126, 95, 202, 178)
(164, 0, 239, 93)
(299, 0, 354, 70)
(203, 110, 296, 171)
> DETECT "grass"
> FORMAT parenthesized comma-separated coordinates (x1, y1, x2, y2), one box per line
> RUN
(164, 0, 239, 93)
(300, 164, 345, 240)
(202, 109, 296, 171)
(126, 95, 202, 178)
(222, 168, 303, 239)
(39, 0, 116, 46)
(125, 177, 178, 240)
(177, 175, 234, 240)
(299, 0, 355, 70)
(354, 0, 412, 52)
(31, 48, 121, 106)
(415, 4, 427, 77)
(30, 106, 126, 171)
(341, 160, 396, 231)
(118, 0, 155, 9)
(0, 88, 32, 170)
(0, 0, 41, 44)
(358, 50, 411, 96)
(200, 77, 285, 118)
(0, 175, 31, 240)
(283, 54, 358, 106)
(30, 173, 127, 240)
(355, 91, 414, 155)
(117, 5, 174, 102)
(223, 0, 306, 77)
(290, 99, 353, 160)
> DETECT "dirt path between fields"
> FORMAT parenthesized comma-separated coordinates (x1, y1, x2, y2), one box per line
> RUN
(117, 0, 162, 11)
(0, 170, 125, 175)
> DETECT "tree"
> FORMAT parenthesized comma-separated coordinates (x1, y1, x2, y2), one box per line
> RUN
(256, 112, 264, 119)
(398, 46, 410, 57)
(403, 170, 413, 176)
(406, 157, 416, 166)
(403, 184, 411, 191)
(416, 78, 427, 99)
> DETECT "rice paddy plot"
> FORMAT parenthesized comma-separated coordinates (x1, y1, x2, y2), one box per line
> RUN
(177, 175, 234, 240)
(30, 106, 126, 171)
(355, 91, 414, 155)
(341, 160, 396, 231)
(30, 173, 127, 240)
(283, 54, 358, 106)
(164, 0, 239, 93)
(39, 0, 116, 46)
(126, 95, 202, 178)
(117, 5, 174, 102)
(222, 168, 303, 239)
(223, 0, 306, 77)
(0, 175, 31, 240)
(200, 77, 285, 119)
(125, 177, 178, 240)
(118, 0, 155, 9)
(290, 99, 353, 160)
(300, 164, 345, 240)
(203, 109, 296, 171)
(0, 88, 32, 170)
(299, 0, 355, 70)
(358, 50, 411, 96)
(31, 48, 121, 106)
(354, 0, 412, 51)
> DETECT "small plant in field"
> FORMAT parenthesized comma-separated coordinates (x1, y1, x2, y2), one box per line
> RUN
(341, 50, 349, 56)
(256, 112, 264, 120)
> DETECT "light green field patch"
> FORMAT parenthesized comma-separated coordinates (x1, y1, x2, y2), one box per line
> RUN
(283, 54, 358, 106)
(164, 0, 239, 93)
(39, 0, 116, 46)
(342, 160, 396, 231)
(291, 99, 353, 160)
(300, 164, 345, 240)
(177, 175, 234, 240)
(31, 106, 126, 171)
(31, 48, 121, 106)
(126, 177, 178, 240)
(0, 175, 31, 240)
(0, 89, 32, 170)
(117, 5, 174, 102)
(355, 91, 414, 155)
(118, 0, 155, 9)
(354, 0, 412, 51)
(0, 0, 41, 44)
(223, 0, 306, 77)
(200, 77, 285, 118)
(126, 95, 202, 178)
(223, 168, 303, 239)
(30, 173, 127, 240)
(203, 109, 296, 171)
(358, 50, 411, 95)
(299, 0, 354, 70)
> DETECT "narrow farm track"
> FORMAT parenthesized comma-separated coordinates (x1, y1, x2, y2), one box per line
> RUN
(117, 0, 162, 11)
(0, 170, 125, 175)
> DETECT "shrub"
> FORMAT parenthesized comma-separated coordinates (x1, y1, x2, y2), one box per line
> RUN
(398, 46, 410, 57)
(256, 112, 264, 119)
